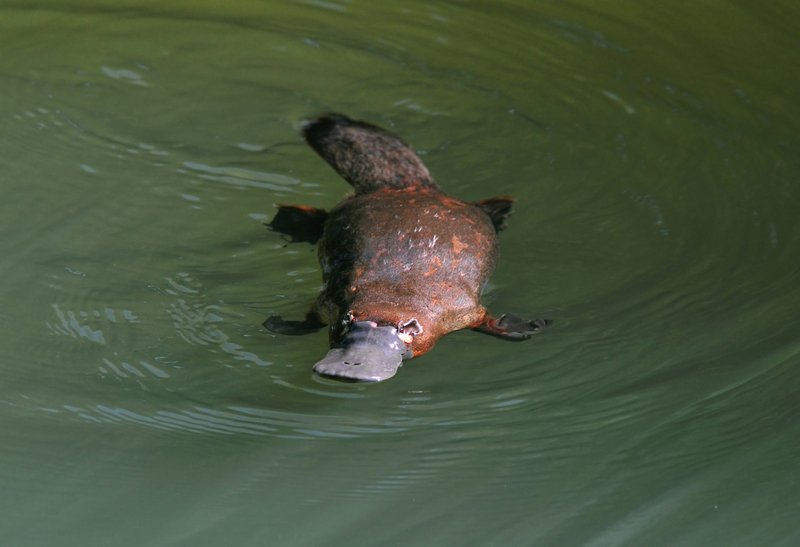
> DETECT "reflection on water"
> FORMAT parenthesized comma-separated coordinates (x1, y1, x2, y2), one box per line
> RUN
(2, 0, 799, 545)
(180, 161, 302, 192)
(48, 304, 110, 345)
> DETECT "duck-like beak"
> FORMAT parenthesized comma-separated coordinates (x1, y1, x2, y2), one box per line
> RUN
(313, 321, 408, 382)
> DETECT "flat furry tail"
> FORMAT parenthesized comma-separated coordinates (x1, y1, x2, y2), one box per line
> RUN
(302, 113, 440, 194)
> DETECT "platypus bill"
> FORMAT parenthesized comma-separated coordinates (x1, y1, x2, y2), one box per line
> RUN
(265, 114, 551, 382)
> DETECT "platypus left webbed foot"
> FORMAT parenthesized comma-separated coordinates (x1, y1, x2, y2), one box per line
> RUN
(474, 314, 552, 341)
(474, 196, 515, 232)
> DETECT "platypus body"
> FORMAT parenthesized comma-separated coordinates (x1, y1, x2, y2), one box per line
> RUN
(266, 114, 550, 382)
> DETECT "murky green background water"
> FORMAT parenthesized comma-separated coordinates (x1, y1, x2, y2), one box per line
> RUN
(2, 1, 799, 546)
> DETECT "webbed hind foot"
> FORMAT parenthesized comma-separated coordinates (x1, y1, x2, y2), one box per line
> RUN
(267, 205, 327, 244)
(474, 314, 552, 341)
(474, 196, 515, 232)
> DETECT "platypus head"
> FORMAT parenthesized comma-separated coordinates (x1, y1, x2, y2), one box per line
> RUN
(313, 321, 412, 382)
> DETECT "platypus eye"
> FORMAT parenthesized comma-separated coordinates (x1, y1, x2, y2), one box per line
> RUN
(398, 318, 423, 336)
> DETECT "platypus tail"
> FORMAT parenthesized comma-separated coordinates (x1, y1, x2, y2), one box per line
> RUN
(302, 113, 440, 194)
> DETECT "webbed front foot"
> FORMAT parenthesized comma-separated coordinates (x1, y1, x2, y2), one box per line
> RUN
(264, 313, 325, 336)
(474, 314, 552, 341)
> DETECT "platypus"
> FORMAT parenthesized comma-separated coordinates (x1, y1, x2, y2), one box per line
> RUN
(265, 114, 550, 382)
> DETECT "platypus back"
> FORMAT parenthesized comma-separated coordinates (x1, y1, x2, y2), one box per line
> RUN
(302, 114, 440, 194)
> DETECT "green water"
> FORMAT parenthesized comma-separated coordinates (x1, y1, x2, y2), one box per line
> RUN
(2, 1, 799, 546)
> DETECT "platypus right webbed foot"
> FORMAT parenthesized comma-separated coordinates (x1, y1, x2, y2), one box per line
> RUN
(267, 205, 327, 245)
(474, 314, 552, 341)
(264, 313, 325, 336)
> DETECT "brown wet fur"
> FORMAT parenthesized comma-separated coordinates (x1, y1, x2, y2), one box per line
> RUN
(316, 187, 497, 356)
